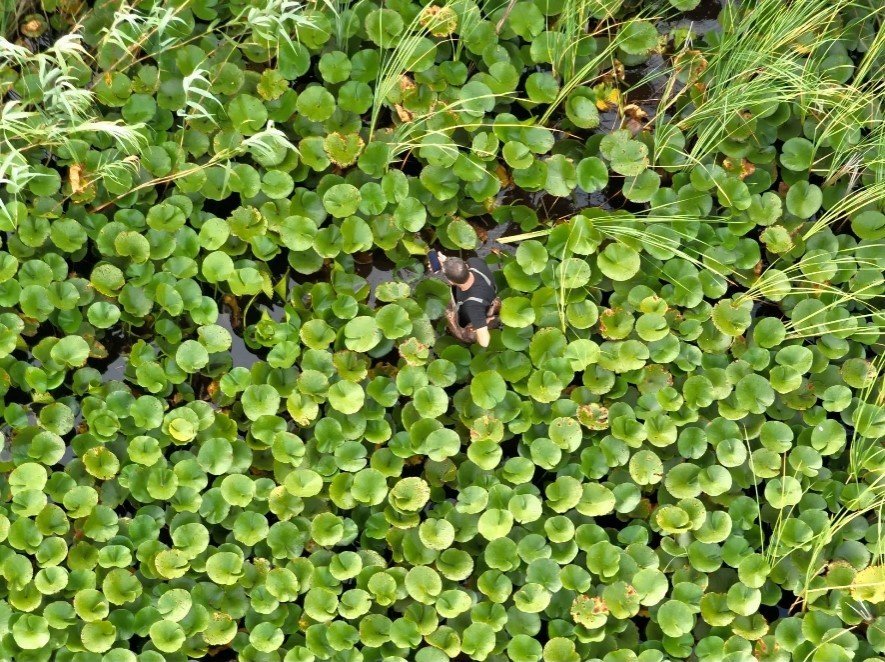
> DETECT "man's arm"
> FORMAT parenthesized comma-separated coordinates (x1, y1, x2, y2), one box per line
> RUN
(445, 302, 477, 343)
(444, 302, 458, 332)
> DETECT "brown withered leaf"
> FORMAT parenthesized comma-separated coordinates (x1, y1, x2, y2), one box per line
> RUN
(495, 163, 512, 188)
(69, 164, 87, 194)
(21, 18, 44, 38)
(399, 75, 416, 93)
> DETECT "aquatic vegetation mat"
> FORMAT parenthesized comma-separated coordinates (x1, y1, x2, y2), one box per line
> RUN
(0, 0, 884, 660)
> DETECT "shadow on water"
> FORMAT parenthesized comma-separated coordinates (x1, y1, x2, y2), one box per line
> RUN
(203, 647, 238, 662)
(759, 594, 800, 622)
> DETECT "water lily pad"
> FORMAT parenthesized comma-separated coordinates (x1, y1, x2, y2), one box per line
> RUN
(323, 184, 361, 218)
(324, 132, 364, 167)
(598, 243, 641, 280)
(227, 95, 268, 134)
(576, 157, 609, 192)
(786, 180, 822, 218)
(780, 137, 815, 171)
(50, 336, 90, 368)
(608, 140, 649, 176)
(618, 20, 659, 55)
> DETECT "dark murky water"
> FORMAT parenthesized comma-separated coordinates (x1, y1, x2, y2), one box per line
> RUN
(97, 326, 133, 382)
(679, 0, 724, 24)
(623, 54, 668, 122)
(216, 312, 263, 368)
(353, 237, 507, 306)
(352, 212, 531, 304)
(661, 0, 724, 35)
(477, 221, 515, 259)
(612, 0, 724, 126)
(498, 185, 613, 220)
(353, 248, 420, 307)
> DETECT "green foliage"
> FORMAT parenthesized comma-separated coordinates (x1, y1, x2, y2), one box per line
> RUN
(0, 0, 882, 660)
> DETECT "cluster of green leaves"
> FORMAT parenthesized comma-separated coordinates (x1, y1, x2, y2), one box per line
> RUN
(0, 0, 883, 661)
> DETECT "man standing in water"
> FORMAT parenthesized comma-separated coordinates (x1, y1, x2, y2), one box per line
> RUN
(432, 253, 500, 348)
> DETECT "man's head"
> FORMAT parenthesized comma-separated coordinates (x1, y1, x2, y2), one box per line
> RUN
(442, 257, 470, 285)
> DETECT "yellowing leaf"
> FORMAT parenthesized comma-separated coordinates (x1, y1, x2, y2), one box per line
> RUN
(850, 566, 885, 603)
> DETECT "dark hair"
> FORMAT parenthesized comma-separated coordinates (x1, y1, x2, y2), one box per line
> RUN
(442, 257, 469, 285)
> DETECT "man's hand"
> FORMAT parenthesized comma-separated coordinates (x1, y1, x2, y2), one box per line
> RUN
(429, 252, 448, 273)
(460, 324, 477, 344)
(444, 306, 477, 343)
